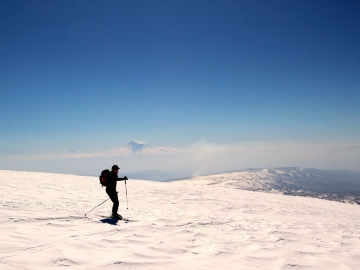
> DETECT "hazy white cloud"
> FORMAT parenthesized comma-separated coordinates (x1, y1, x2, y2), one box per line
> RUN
(1, 142, 359, 176)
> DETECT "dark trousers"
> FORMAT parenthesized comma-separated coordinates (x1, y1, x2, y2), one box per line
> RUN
(106, 190, 119, 214)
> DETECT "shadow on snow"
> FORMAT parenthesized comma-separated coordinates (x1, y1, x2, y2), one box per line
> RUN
(99, 218, 119, 225)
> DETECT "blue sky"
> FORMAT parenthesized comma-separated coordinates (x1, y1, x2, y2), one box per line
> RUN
(1, 0, 360, 172)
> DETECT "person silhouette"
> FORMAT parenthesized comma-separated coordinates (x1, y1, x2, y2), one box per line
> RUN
(105, 165, 128, 219)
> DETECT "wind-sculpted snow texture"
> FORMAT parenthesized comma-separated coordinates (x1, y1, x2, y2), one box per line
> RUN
(1, 170, 360, 269)
(187, 168, 360, 204)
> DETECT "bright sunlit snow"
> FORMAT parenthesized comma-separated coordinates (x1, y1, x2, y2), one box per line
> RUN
(1, 170, 359, 269)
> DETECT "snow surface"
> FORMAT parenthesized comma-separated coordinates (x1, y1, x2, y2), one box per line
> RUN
(1, 170, 360, 269)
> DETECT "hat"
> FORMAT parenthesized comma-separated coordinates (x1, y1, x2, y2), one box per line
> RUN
(112, 165, 120, 170)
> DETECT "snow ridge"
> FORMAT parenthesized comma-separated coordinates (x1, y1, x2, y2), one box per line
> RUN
(184, 167, 360, 204)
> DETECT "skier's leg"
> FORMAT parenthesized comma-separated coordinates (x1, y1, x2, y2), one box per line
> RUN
(112, 193, 119, 215)
(106, 191, 119, 215)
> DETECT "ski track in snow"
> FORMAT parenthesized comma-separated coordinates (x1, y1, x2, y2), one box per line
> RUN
(0, 170, 359, 269)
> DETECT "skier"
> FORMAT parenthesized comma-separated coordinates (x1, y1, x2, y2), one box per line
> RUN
(106, 165, 128, 220)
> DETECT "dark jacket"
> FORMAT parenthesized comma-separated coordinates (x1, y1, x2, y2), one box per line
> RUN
(106, 170, 126, 193)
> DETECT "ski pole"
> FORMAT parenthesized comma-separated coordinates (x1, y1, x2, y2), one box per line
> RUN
(125, 178, 129, 209)
(84, 198, 110, 217)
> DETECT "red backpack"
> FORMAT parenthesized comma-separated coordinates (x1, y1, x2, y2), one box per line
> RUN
(99, 169, 110, 187)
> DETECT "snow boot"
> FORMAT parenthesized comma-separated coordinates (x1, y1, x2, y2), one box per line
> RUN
(111, 213, 123, 220)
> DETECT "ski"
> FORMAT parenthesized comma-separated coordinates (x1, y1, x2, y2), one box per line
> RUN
(100, 215, 139, 222)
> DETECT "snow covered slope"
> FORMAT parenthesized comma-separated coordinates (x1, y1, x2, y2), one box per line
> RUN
(181, 168, 360, 204)
(1, 170, 360, 269)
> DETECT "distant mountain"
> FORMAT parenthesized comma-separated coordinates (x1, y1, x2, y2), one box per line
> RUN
(103, 140, 179, 155)
(63, 140, 179, 157)
(125, 170, 188, 181)
(174, 167, 360, 204)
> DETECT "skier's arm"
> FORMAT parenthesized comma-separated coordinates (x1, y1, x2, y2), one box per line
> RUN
(117, 176, 128, 181)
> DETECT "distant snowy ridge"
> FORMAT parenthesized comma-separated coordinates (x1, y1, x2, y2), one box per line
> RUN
(63, 140, 180, 158)
(179, 167, 360, 204)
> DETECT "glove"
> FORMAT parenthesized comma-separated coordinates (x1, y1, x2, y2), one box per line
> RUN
(124, 176, 128, 180)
